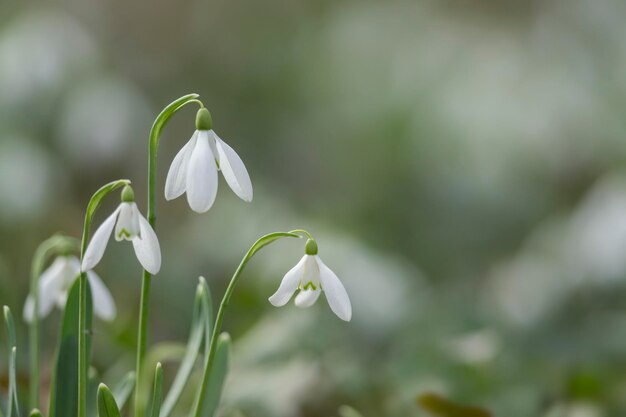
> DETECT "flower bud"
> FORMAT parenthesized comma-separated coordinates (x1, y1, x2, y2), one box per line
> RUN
(196, 107, 213, 131)
(305, 238, 318, 255)
(121, 185, 135, 202)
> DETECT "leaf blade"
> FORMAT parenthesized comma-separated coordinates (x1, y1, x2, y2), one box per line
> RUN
(48, 278, 93, 417)
(111, 372, 136, 411)
(97, 384, 121, 417)
(149, 363, 163, 417)
(4, 306, 19, 417)
(193, 333, 231, 417)
(159, 277, 212, 417)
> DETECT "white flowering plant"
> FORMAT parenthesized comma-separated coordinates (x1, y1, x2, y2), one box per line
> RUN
(2, 94, 351, 417)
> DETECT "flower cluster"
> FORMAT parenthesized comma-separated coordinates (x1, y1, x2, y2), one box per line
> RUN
(16, 96, 352, 417)
(28, 104, 351, 324)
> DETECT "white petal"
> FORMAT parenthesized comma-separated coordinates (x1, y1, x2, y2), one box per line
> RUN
(294, 288, 321, 308)
(63, 256, 82, 281)
(23, 257, 66, 322)
(269, 255, 307, 307)
(87, 271, 116, 321)
(132, 213, 162, 274)
(165, 131, 199, 200)
(186, 130, 218, 213)
(316, 256, 352, 321)
(82, 206, 120, 271)
(214, 133, 253, 202)
(23, 297, 35, 323)
(115, 202, 140, 241)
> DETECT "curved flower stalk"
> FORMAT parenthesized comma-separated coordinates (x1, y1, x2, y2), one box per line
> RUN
(165, 107, 253, 213)
(81, 185, 161, 275)
(134, 93, 204, 417)
(24, 255, 116, 322)
(269, 236, 352, 321)
(192, 231, 300, 417)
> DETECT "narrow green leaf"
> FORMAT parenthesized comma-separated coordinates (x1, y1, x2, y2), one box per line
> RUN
(200, 277, 213, 358)
(194, 333, 231, 417)
(97, 385, 121, 417)
(28, 410, 42, 417)
(4, 306, 16, 348)
(8, 347, 19, 417)
(149, 363, 163, 417)
(160, 278, 212, 417)
(48, 278, 93, 417)
(111, 372, 136, 411)
(4, 306, 19, 417)
(137, 343, 186, 415)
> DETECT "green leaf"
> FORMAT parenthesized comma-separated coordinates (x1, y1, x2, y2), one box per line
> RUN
(149, 363, 163, 417)
(4, 306, 19, 417)
(200, 277, 212, 359)
(193, 333, 231, 417)
(97, 385, 121, 417)
(48, 278, 93, 417)
(160, 278, 213, 417)
(28, 410, 43, 417)
(111, 372, 136, 411)
(4, 306, 16, 348)
(8, 347, 19, 417)
(417, 393, 492, 417)
(137, 343, 186, 416)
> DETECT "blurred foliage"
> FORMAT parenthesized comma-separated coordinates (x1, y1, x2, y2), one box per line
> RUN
(2, 0, 626, 416)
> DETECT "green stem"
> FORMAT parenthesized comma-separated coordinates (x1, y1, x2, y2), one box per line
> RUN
(193, 231, 300, 417)
(78, 179, 130, 417)
(28, 235, 79, 410)
(134, 93, 201, 417)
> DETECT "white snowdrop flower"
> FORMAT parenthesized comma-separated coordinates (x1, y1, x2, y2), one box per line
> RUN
(81, 185, 161, 274)
(23, 255, 116, 322)
(164, 107, 253, 213)
(269, 239, 352, 321)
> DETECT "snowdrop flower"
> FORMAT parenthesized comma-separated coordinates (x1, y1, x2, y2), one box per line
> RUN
(165, 107, 253, 213)
(269, 239, 352, 321)
(81, 185, 161, 274)
(23, 255, 116, 322)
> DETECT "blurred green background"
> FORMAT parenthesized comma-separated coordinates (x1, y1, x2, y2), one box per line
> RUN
(2, 0, 626, 416)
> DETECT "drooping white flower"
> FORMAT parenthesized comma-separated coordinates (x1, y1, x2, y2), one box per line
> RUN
(164, 107, 253, 213)
(269, 239, 352, 321)
(81, 186, 161, 274)
(23, 255, 116, 322)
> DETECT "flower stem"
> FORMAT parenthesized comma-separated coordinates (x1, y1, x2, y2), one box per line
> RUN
(193, 232, 300, 417)
(134, 94, 201, 417)
(78, 179, 130, 417)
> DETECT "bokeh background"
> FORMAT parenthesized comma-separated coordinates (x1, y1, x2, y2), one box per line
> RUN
(2, 0, 626, 416)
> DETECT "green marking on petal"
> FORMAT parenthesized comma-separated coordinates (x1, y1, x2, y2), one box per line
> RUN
(117, 229, 131, 239)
